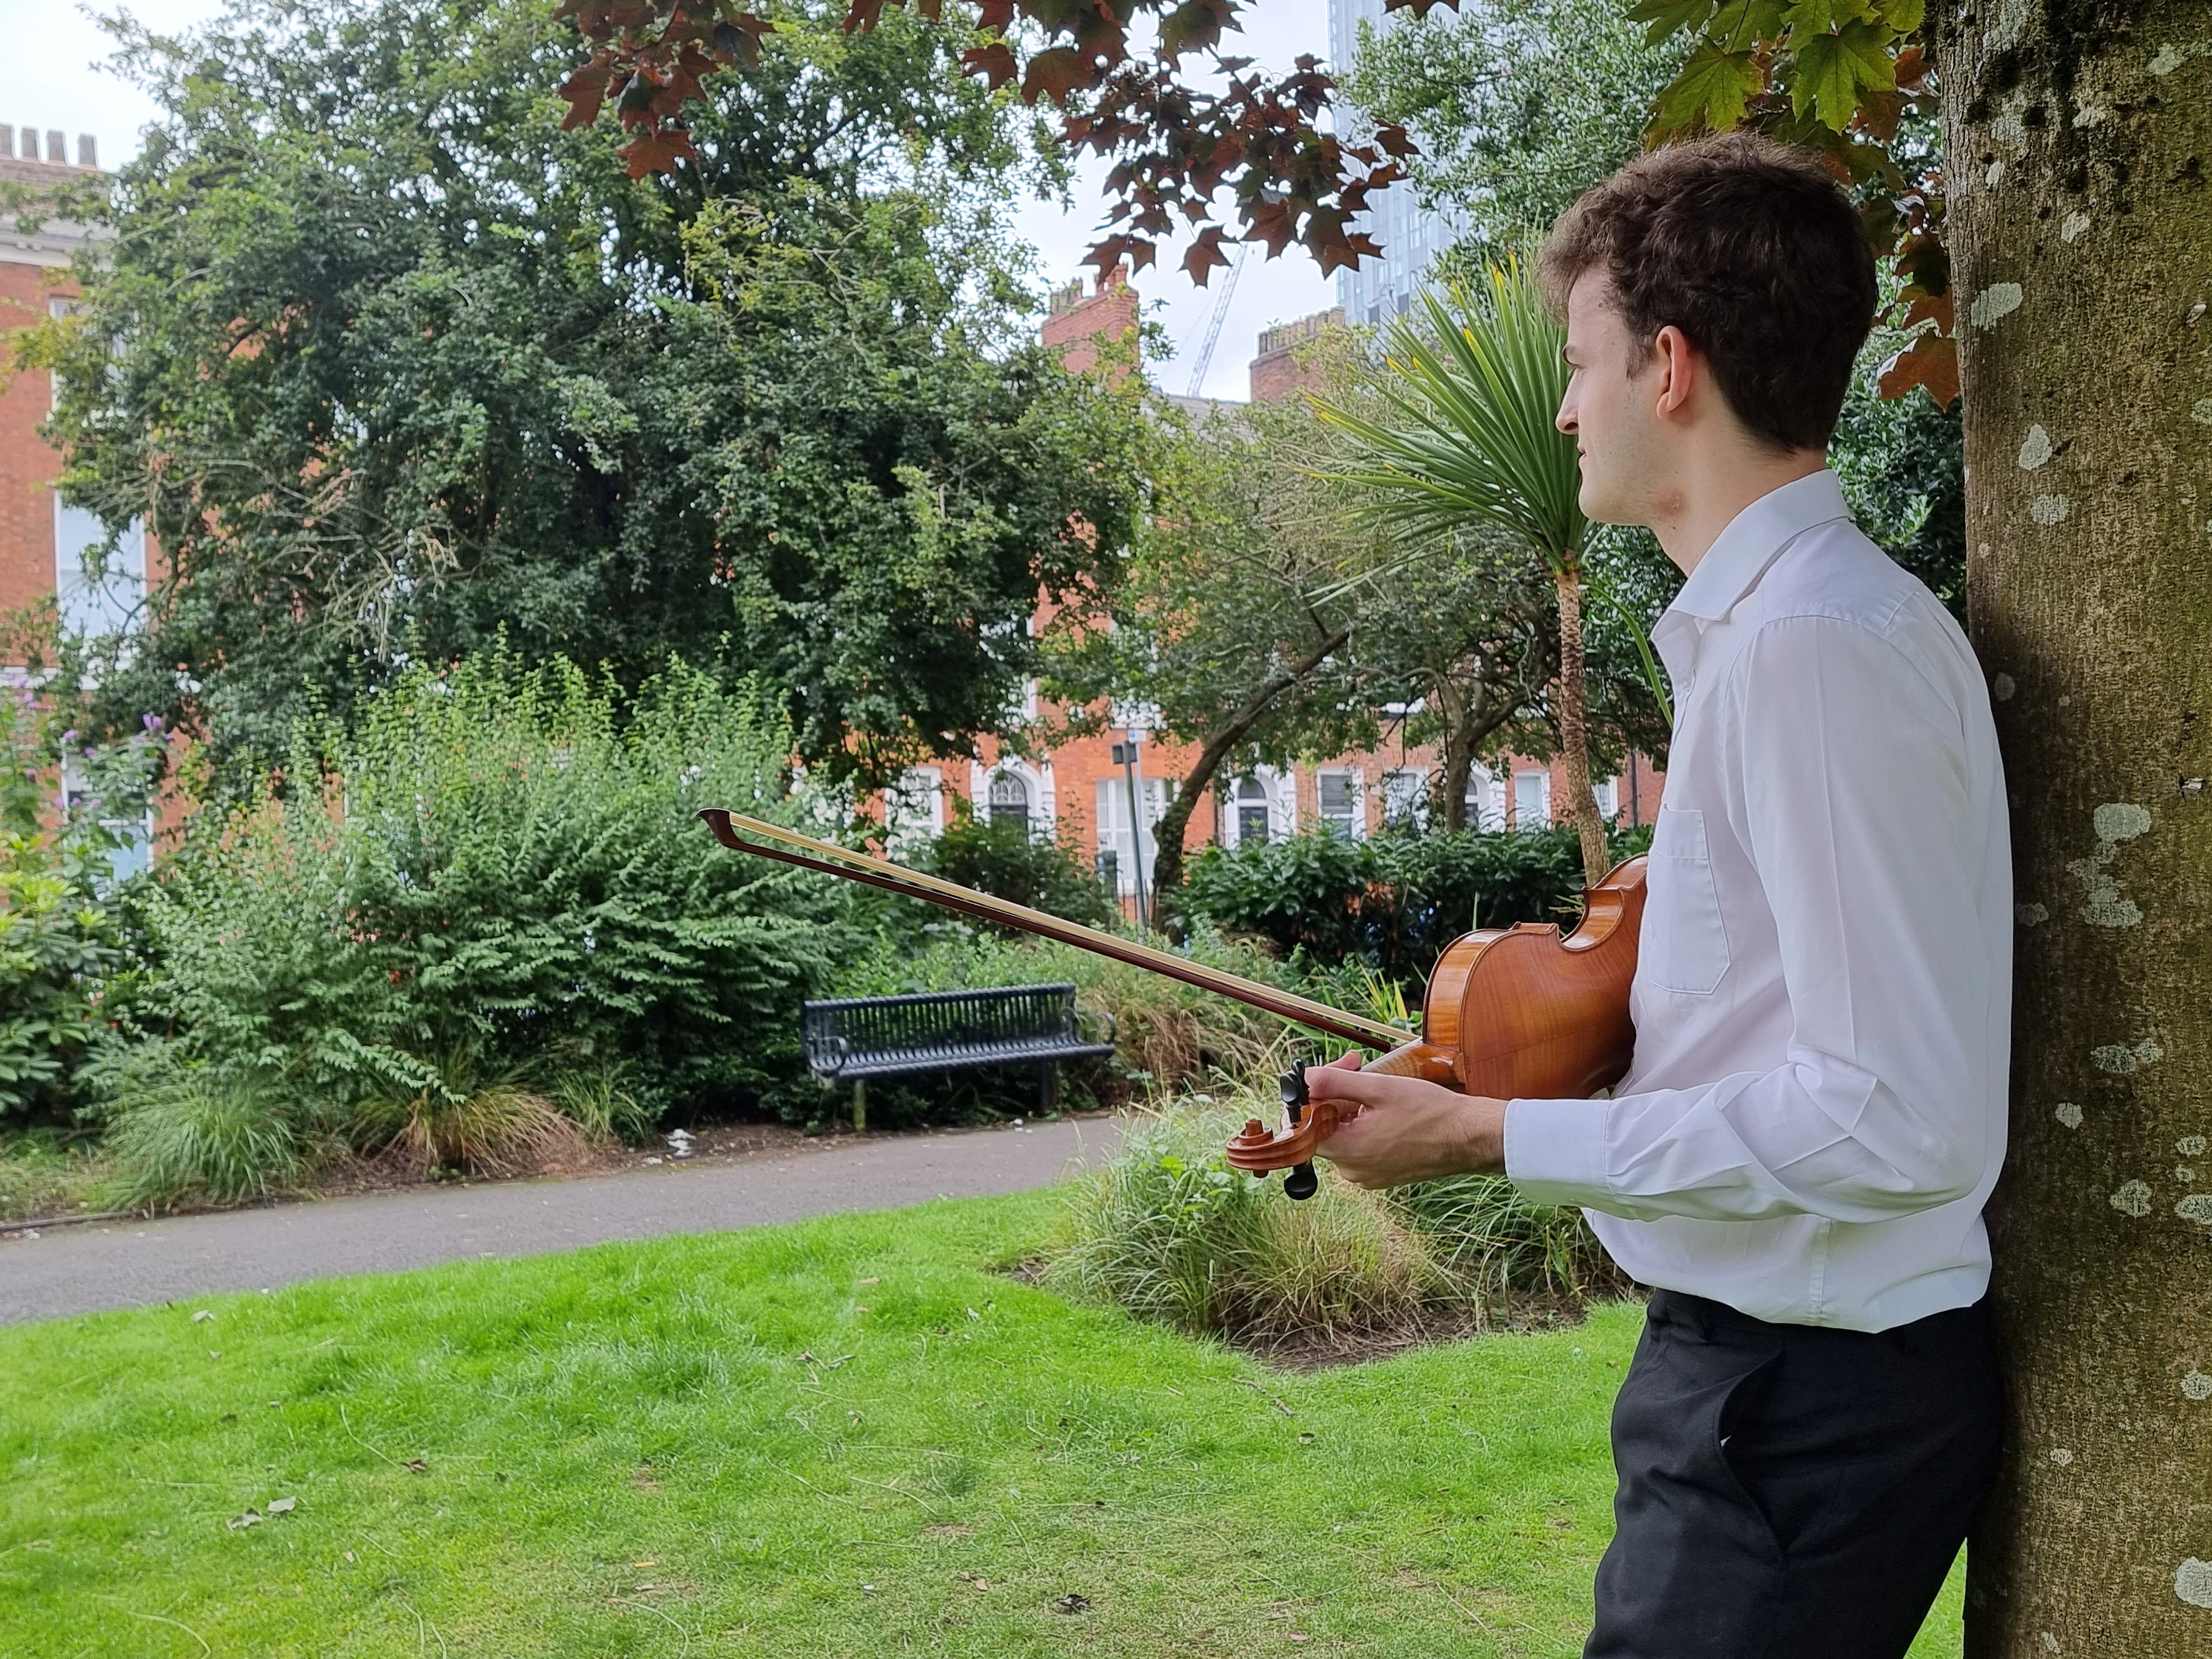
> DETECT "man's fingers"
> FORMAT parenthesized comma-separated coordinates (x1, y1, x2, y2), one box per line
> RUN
(1307, 1064, 1423, 1108)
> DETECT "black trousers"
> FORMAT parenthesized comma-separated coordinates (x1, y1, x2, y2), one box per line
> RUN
(1586, 1289, 2000, 1659)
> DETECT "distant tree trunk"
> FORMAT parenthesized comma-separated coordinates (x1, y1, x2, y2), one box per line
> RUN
(1554, 562, 1609, 886)
(1939, 7, 2212, 1653)
(1149, 625, 1352, 931)
(1433, 671, 1516, 832)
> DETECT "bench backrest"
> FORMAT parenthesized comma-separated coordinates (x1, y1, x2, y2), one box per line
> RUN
(802, 984, 1083, 1072)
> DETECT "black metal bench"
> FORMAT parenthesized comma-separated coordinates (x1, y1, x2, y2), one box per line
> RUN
(801, 984, 1115, 1131)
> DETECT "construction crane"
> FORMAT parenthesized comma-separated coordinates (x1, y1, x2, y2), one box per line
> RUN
(1183, 241, 1251, 398)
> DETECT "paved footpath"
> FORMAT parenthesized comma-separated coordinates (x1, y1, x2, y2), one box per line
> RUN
(0, 1115, 1125, 1327)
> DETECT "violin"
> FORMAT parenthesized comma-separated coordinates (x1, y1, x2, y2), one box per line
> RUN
(700, 808, 1645, 1198)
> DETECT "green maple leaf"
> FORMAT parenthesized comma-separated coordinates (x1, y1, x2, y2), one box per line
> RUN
(1781, 0, 1876, 33)
(1881, 0, 1926, 34)
(1708, 0, 1790, 42)
(1626, 0, 1717, 46)
(1655, 41, 1766, 131)
(1790, 19, 1896, 130)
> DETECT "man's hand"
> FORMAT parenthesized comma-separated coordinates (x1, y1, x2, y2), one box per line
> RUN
(1304, 1052, 1509, 1190)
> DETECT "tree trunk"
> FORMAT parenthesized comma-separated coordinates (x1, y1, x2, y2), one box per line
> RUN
(1436, 677, 1477, 832)
(1149, 625, 1353, 931)
(1939, 8, 2212, 1653)
(1554, 562, 1609, 888)
(1434, 670, 1515, 833)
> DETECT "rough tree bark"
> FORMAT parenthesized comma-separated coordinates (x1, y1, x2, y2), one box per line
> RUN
(1147, 625, 1352, 930)
(1939, 6, 2212, 1652)
(1554, 562, 1611, 887)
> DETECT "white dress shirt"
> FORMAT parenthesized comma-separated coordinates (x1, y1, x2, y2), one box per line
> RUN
(1503, 470, 2011, 1332)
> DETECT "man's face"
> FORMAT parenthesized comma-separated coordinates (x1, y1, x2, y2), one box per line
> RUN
(1556, 270, 1667, 528)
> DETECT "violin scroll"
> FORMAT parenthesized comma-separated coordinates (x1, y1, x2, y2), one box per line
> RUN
(1224, 1060, 1342, 1199)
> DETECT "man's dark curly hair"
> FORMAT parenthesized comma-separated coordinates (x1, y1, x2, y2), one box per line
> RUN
(1538, 133, 1878, 452)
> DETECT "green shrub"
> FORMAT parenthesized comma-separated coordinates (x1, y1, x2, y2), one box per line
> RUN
(102, 1061, 308, 1210)
(0, 677, 159, 1123)
(916, 804, 1116, 928)
(129, 653, 849, 1130)
(1178, 822, 1654, 986)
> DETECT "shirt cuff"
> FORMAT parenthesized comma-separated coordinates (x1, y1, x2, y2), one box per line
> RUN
(1503, 1098, 1614, 1208)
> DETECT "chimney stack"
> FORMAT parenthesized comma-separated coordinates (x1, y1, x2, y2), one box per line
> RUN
(0, 126, 103, 168)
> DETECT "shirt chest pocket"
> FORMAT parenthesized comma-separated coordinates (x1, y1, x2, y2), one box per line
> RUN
(1644, 804, 1731, 996)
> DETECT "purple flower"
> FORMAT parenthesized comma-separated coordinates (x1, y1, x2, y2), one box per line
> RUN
(141, 713, 164, 731)
(60, 730, 77, 745)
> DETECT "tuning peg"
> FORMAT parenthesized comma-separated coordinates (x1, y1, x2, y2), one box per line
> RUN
(1277, 1059, 1318, 1201)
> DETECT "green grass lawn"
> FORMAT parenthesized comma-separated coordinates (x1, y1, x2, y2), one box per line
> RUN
(1, 1189, 1963, 1656)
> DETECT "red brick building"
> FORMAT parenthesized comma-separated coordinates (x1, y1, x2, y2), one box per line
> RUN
(0, 131, 149, 647)
(895, 271, 1663, 910)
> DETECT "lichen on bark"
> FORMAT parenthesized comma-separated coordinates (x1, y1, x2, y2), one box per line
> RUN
(1940, 2, 2212, 1651)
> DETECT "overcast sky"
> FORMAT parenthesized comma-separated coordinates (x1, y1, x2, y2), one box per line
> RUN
(23, 0, 1343, 399)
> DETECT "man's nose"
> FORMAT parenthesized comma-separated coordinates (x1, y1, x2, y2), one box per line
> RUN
(1555, 395, 1577, 435)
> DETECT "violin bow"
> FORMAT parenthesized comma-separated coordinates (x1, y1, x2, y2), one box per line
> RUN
(697, 807, 1412, 1052)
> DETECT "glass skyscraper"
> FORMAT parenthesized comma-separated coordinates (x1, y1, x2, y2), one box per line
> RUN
(1327, 0, 1468, 326)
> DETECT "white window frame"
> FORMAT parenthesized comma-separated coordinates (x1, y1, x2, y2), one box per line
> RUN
(1380, 766, 1431, 831)
(1316, 766, 1365, 841)
(1513, 770, 1552, 831)
(1464, 761, 1506, 832)
(886, 766, 945, 854)
(53, 499, 147, 645)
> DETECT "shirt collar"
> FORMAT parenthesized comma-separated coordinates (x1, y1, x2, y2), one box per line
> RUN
(1665, 469, 1851, 625)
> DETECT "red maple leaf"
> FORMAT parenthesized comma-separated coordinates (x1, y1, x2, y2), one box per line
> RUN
(1876, 334, 1958, 410)
(619, 123, 697, 179)
(1182, 226, 1232, 284)
(557, 55, 616, 129)
(961, 41, 1018, 89)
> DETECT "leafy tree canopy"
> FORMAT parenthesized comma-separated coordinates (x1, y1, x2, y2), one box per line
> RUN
(1344, 0, 1687, 252)
(35, 0, 1149, 791)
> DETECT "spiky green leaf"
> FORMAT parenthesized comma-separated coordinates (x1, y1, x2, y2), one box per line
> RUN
(1626, 0, 1717, 46)
(1311, 263, 1585, 571)
(1653, 41, 1765, 132)
(1790, 20, 1896, 130)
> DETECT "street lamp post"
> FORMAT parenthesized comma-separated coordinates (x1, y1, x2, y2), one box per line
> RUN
(1109, 729, 1149, 933)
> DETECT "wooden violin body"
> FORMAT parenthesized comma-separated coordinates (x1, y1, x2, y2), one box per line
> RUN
(1223, 857, 1647, 1178)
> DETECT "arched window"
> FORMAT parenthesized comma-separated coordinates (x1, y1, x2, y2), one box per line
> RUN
(988, 770, 1031, 835)
(1237, 776, 1271, 846)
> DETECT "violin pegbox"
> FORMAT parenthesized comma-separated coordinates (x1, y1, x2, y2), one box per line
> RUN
(1225, 1055, 1346, 1199)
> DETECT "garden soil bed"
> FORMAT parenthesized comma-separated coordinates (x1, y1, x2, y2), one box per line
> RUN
(999, 1258, 1620, 1373)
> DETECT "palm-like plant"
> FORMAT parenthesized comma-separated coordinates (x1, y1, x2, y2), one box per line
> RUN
(1314, 261, 1611, 888)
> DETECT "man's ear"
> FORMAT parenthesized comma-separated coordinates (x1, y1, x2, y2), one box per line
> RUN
(1652, 325, 1695, 421)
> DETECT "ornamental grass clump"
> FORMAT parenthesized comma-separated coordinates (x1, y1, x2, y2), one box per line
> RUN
(1044, 1084, 1452, 1344)
(101, 1062, 309, 1211)
(1045, 1079, 1623, 1350)
(352, 1055, 592, 1181)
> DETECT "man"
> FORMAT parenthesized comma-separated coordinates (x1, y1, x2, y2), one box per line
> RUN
(1306, 133, 2008, 1658)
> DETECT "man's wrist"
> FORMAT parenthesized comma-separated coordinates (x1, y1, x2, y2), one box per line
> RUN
(1459, 1095, 1509, 1174)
